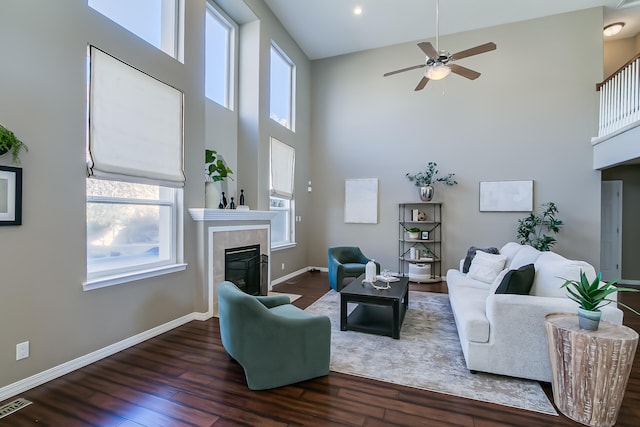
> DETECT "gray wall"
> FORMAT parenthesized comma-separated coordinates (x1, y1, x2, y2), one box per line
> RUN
(0, 0, 203, 389)
(209, 0, 312, 279)
(0, 0, 313, 392)
(602, 165, 640, 281)
(308, 8, 605, 273)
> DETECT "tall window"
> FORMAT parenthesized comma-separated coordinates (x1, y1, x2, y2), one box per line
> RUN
(270, 43, 295, 130)
(86, 47, 184, 288)
(269, 138, 295, 248)
(88, 0, 182, 60)
(205, 2, 235, 108)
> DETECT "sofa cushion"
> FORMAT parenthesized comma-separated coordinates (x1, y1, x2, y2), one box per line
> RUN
(531, 252, 597, 298)
(448, 286, 491, 343)
(446, 269, 492, 290)
(494, 263, 535, 294)
(499, 242, 523, 267)
(509, 245, 542, 269)
(467, 251, 507, 284)
(462, 246, 500, 273)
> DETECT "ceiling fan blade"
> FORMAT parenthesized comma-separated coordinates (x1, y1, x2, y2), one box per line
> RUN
(449, 64, 481, 80)
(417, 41, 438, 59)
(383, 64, 426, 77)
(414, 76, 430, 91)
(450, 42, 496, 61)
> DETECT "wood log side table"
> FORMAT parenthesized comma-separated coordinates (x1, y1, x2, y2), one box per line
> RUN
(544, 313, 638, 427)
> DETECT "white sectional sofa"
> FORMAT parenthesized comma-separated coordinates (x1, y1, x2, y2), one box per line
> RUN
(446, 242, 624, 382)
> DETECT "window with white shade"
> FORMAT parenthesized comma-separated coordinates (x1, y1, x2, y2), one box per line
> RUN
(88, 0, 183, 61)
(270, 138, 295, 248)
(205, 2, 236, 108)
(85, 46, 184, 288)
(270, 43, 295, 130)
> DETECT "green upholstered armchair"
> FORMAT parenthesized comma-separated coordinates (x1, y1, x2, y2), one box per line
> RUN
(327, 246, 380, 291)
(218, 281, 331, 390)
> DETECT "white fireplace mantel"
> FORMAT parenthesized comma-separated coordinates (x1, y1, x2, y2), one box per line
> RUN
(190, 208, 278, 318)
(188, 208, 278, 222)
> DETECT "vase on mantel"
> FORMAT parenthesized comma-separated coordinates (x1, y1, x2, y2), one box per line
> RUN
(205, 181, 222, 208)
(419, 185, 434, 202)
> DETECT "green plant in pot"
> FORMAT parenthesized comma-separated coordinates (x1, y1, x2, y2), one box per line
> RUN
(205, 149, 233, 182)
(516, 202, 562, 251)
(561, 270, 640, 331)
(406, 162, 457, 202)
(0, 124, 28, 165)
(406, 227, 421, 240)
(205, 149, 234, 209)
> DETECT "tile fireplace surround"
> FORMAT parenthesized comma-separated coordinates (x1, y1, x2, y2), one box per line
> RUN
(189, 208, 278, 317)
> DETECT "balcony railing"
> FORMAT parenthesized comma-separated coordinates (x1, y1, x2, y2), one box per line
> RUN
(596, 53, 640, 138)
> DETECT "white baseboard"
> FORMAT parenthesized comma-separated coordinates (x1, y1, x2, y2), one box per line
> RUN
(618, 279, 640, 286)
(0, 267, 327, 401)
(0, 311, 208, 402)
(271, 266, 328, 286)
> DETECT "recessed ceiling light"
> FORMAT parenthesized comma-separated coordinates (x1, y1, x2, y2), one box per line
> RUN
(353, 6, 363, 15)
(603, 22, 625, 37)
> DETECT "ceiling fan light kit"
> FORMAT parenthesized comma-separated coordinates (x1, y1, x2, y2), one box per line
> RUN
(425, 64, 451, 80)
(383, 0, 496, 91)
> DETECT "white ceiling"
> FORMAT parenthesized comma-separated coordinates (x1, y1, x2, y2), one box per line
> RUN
(263, 0, 640, 60)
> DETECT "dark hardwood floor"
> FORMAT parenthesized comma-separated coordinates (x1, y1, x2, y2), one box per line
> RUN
(1, 271, 638, 426)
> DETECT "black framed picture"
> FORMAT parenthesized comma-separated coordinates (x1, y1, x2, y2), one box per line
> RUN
(0, 165, 22, 226)
(421, 231, 429, 240)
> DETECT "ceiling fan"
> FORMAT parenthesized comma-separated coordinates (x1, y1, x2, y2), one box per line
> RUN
(383, 0, 497, 91)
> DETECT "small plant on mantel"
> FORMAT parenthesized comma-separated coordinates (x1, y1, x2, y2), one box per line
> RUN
(205, 149, 233, 182)
(0, 124, 28, 165)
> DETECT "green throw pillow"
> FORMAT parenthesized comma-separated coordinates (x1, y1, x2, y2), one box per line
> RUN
(495, 263, 535, 294)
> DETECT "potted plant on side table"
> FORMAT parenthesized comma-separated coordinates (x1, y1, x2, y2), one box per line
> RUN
(561, 270, 639, 330)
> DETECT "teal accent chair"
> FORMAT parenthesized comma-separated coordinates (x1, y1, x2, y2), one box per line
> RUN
(327, 246, 380, 291)
(218, 281, 331, 390)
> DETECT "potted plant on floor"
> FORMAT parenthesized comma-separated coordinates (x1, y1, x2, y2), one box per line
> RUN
(406, 162, 457, 201)
(561, 270, 640, 330)
(516, 202, 562, 251)
(0, 124, 28, 165)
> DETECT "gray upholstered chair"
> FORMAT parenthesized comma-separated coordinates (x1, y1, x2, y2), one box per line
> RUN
(327, 246, 380, 291)
(217, 281, 331, 390)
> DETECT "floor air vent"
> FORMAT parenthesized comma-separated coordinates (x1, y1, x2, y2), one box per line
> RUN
(0, 398, 32, 419)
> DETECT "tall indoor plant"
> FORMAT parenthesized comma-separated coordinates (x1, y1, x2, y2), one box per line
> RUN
(561, 270, 639, 330)
(406, 162, 457, 201)
(516, 202, 563, 251)
(0, 124, 28, 165)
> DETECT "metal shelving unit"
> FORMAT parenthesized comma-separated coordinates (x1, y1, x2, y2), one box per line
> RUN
(398, 202, 442, 282)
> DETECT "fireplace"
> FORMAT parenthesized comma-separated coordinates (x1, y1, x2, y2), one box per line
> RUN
(225, 244, 268, 296)
(189, 208, 278, 317)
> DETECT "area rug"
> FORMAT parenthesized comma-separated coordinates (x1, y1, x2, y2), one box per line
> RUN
(304, 290, 557, 415)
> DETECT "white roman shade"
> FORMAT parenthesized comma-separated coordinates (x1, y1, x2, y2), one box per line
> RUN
(88, 46, 185, 187)
(270, 137, 295, 199)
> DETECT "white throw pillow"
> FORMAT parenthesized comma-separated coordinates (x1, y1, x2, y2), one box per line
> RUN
(467, 251, 507, 284)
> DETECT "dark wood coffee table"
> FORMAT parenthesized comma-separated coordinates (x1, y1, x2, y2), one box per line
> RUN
(340, 274, 409, 339)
